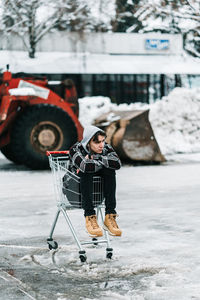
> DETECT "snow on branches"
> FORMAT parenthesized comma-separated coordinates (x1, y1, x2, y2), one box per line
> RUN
(1, 0, 199, 58)
(1, 0, 94, 58)
(129, 0, 200, 57)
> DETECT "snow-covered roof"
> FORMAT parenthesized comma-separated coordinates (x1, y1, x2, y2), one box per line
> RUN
(0, 50, 200, 75)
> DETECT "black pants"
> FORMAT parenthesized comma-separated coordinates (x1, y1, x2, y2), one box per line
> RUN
(79, 167, 117, 217)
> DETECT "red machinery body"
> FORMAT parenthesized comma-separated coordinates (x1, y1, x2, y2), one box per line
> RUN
(0, 68, 83, 169)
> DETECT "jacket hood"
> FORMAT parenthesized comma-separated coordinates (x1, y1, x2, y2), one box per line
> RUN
(81, 125, 105, 152)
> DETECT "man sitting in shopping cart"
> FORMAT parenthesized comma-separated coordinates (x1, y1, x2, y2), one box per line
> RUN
(69, 125, 122, 237)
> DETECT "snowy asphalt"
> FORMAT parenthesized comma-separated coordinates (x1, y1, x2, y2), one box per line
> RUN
(0, 153, 200, 300)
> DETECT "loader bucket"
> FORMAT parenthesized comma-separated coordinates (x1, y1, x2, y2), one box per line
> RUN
(94, 110, 165, 163)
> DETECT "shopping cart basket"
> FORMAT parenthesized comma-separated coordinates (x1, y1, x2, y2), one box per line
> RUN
(46, 151, 113, 262)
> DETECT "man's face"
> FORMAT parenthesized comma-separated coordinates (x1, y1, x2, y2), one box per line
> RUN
(89, 135, 105, 154)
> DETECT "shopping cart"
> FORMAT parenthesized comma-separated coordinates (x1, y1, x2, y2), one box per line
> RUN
(46, 151, 113, 262)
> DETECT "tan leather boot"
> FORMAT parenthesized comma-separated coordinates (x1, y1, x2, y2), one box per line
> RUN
(85, 215, 103, 237)
(103, 214, 122, 236)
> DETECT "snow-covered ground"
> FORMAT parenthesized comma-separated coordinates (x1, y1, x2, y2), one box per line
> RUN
(79, 87, 200, 156)
(1, 83, 200, 298)
(0, 153, 200, 299)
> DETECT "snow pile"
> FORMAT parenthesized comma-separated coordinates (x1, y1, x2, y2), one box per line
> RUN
(149, 87, 200, 155)
(79, 87, 200, 155)
(79, 96, 112, 126)
(79, 96, 146, 126)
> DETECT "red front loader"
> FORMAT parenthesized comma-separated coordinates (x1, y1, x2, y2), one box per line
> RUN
(0, 66, 83, 169)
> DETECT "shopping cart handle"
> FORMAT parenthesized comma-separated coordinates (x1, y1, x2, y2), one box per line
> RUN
(46, 151, 69, 157)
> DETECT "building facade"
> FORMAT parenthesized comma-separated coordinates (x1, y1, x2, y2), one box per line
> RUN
(1, 32, 200, 103)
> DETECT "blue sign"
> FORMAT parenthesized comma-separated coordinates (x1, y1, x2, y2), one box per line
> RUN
(145, 39, 170, 50)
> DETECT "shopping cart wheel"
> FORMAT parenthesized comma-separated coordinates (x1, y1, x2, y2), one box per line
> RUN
(92, 238, 98, 246)
(47, 238, 58, 250)
(79, 250, 87, 262)
(106, 248, 113, 259)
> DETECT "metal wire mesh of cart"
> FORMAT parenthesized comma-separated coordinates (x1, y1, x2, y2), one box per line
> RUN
(47, 151, 104, 209)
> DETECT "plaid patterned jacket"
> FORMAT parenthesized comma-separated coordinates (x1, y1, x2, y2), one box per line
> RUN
(69, 142, 121, 174)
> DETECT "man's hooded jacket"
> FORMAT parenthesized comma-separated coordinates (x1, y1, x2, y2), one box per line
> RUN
(69, 125, 121, 174)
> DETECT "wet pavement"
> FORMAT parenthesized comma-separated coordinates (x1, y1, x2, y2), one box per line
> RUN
(1, 153, 200, 299)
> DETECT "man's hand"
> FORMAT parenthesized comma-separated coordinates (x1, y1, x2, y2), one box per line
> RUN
(85, 154, 93, 159)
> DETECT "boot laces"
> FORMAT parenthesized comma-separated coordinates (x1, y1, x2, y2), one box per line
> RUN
(88, 215, 99, 229)
(109, 214, 119, 228)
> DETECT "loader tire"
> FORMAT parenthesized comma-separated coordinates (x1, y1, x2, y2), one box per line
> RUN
(1, 144, 20, 164)
(9, 104, 77, 169)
